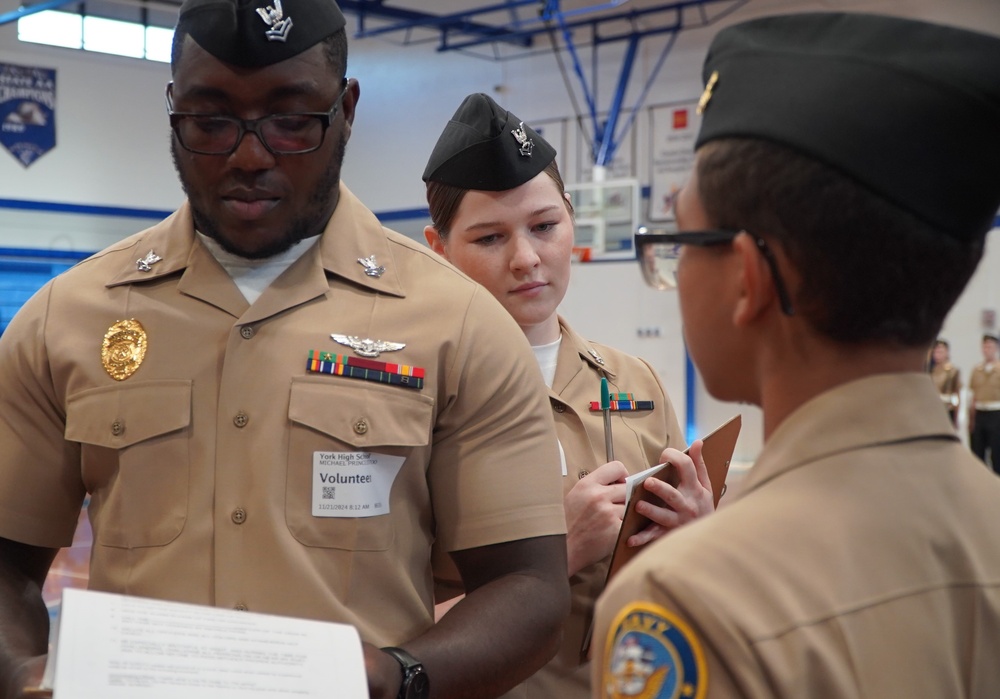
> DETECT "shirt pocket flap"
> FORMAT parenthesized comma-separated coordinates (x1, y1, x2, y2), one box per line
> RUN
(288, 379, 433, 448)
(65, 380, 193, 449)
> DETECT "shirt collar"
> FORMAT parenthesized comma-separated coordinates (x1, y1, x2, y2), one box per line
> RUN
(738, 372, 959, 498)
(103, 184, 406, 299)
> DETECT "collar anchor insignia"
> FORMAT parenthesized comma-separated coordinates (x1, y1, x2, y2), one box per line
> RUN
(256, 0, 293, 42)
(511, 122, 534, 157)
(331, 334, 405, 359)
(358, 255, 385, 278)
(136, 251, 162, 272)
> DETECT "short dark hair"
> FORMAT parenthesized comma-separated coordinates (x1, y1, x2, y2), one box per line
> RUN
(426, 159, 573, 238)
(695, 138, 985, 347)
(170, 27, 348, 80)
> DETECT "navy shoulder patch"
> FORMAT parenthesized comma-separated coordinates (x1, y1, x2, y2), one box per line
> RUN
(602, 602, 706, 699)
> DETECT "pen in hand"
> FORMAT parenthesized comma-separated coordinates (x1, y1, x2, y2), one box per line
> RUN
(601, 377, 615, 462)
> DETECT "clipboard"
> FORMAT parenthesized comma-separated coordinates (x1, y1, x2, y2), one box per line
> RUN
(605, 414, 741, 581)
(580, 414, 741, 657)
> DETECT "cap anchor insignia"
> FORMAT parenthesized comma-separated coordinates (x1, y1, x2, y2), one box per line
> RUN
(697, 70, 719, 115)
(256, 0, 293, 42)
(176, 0, 344, 68)
(511, 122, 534, 157)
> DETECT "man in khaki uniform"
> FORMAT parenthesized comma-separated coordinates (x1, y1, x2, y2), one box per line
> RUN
(929, 338, 961, 427)
(0, 2, 570, 698)
(969, 333, 1000, 472)
(594, 12, 1000, 698)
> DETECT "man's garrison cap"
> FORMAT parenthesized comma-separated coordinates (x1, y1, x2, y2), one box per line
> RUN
(175, 0, 346, 68)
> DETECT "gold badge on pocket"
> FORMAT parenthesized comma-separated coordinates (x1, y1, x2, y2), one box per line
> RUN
(102, 319, 147, 381)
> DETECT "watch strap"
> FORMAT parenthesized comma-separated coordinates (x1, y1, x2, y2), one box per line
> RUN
(381, 646, 429, 699)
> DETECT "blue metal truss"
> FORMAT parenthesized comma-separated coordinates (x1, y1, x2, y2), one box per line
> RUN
(0, 0, 79, 25)
(341, 0, 750, 167)
(2, 0, 750, 165)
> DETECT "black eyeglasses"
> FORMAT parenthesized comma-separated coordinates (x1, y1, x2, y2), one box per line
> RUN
(634, 228, 795, 316)
(165, 79, 350, 156)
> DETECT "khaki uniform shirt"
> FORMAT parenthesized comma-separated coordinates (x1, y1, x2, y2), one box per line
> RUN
(930, 362, 961, 407)
(969, 361, 1000, 407)
(0, 184, 567, 646)
(514, 317, 684, 699)
(593, 373, 1000, 698)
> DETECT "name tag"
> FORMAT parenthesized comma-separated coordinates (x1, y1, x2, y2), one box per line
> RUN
(311, 451, 404, 518)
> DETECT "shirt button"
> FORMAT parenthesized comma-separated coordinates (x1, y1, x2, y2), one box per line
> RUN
(550, 399, 566, 413)
(240, 326, 255, 340)
(353, 418, 369, 435)
(234, 412, 249, 428)
(232, 508, 247, 525)
(234, 603, 248, 611)
(111, 420, 125, 436)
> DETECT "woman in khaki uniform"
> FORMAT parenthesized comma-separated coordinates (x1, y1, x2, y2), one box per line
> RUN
(421, 93, 715, 699)
(928, 338, 961, 426)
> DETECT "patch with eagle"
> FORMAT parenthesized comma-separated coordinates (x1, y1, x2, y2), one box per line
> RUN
(602, 602, 706, 699)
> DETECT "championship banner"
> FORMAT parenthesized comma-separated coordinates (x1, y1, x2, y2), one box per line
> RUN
(647, 101, 700, 223)
(0, 62, 56, 168)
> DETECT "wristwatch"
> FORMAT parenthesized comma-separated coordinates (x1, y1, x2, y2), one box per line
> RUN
(381, 646, 430, 699)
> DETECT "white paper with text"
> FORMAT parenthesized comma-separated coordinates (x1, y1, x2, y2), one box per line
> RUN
(43, 588, 368, 698)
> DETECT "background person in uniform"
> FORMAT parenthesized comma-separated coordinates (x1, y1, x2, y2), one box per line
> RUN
(968, 333, 1000, 473)
(421, 93, 715, 699)
(0, 1, 572, 698)
(593, 12, 1000, 698)
(929, 338, 961, 427)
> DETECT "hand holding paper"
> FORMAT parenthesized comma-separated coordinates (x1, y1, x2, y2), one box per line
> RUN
(624, 439, 716, 548)
(607, 414, 741, 581)
(579, 415, 742, 658)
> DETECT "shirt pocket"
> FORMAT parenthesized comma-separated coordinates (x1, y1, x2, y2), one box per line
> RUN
(65, 380, 192, 549)
(286, 378, 433, 551)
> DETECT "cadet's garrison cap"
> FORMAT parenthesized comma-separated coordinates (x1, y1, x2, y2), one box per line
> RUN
(422, 93, 557, 191)
(175, 0, 346, 68)
(695, 12, 1000, 241)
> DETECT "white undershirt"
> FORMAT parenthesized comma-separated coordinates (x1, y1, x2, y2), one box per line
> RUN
(532, 336, 567, 476)
(531, 336, 561, 389)
(197, 232, 320, 305)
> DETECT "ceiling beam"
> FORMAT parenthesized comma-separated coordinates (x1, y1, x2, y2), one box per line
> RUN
(339, 0, 534, 48)
(0, 0, 80, 27)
